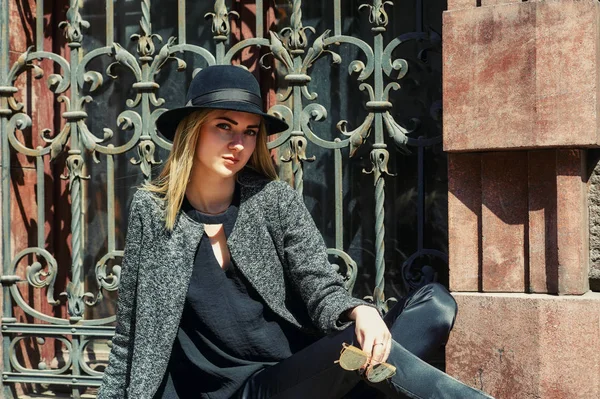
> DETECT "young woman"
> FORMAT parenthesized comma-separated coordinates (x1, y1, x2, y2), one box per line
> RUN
(97, 65, 493, 399)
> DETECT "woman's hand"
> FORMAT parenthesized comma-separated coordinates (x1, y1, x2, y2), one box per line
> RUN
(347, 305, 392, 365)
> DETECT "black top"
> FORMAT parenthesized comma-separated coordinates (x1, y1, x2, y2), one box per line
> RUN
(155, 185, 315, 399)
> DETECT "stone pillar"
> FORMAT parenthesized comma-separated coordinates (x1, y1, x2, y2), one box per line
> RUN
(443, 1, 600, 397)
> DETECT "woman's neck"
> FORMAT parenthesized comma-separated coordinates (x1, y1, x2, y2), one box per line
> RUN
(185, 170, 236, 214)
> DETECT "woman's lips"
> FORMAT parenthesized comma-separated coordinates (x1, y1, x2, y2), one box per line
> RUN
(223, 156, 239, 165)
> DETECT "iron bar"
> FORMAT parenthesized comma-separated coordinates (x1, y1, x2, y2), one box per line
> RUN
(142, 0, 151, 40)
(256, 0, 264, 38)
(334, 0, 341, 36)
(36, 156, 44, 247)
(36, 0, 44, 51)
(0, 0, 8, 73)
(107, 155, 115, 252)
(372, 29, 388, 310)
(63, 0, 87, 323)
(289, 0, 308, 194)
(292, 95, 303, 193)
(373, 149, 387, 309)
(216, 41, 225, 64)
(289, 0, 303, 50)
(1, 0, 13, 393)
(70, 335, 82, 399)
(335, 147, 343, 250)
(106, 0, 114, 45)
(213, 0, 227, 64)
(2, 372, 102, 387)
(2, 324, 115, 336)
(178, 0, 186, 44)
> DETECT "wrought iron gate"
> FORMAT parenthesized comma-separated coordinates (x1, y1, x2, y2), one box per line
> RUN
(0, 0, 446, 396)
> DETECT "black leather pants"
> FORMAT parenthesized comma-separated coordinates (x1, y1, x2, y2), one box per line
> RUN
(236, 283, 494, 399)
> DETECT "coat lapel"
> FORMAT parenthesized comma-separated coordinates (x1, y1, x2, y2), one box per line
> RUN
(227, 172, 297, 327)
(135, 214, 204, 373)
(153, 213, 204, 321)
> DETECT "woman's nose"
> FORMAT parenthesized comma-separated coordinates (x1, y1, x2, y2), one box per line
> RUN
(229, 133, 244, 151)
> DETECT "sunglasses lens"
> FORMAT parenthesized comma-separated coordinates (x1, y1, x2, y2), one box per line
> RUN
(339, 350, 368, 371)
(366, 363, 397, 383)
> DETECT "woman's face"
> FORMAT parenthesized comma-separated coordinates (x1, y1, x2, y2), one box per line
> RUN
(193, 110, 260, 179)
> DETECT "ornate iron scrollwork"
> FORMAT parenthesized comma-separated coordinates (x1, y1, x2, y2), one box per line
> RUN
(131, 0, 162, 58)
(0, 0, 446, 394)
(59, 0, 89, 45)
(359, 0, 394, 30)
(131, 139, 163, 180)
(205, 0, 240, 40)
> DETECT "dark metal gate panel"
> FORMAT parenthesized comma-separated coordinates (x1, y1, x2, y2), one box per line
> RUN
(0, 0, 446, 396)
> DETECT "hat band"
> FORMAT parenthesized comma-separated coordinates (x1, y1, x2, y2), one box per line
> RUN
(188, 89, 262, 108)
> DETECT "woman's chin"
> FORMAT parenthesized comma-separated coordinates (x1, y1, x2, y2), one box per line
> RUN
(216, 164, 242, 178)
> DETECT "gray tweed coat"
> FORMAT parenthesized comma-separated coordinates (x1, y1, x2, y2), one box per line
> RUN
(97, 169, 369, 399)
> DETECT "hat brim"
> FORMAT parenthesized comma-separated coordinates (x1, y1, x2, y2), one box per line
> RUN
(156, 102, 289, 142)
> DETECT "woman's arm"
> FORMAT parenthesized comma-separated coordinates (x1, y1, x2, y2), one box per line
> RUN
(277, 182, 375, 334)
(97, 193, 144, 399)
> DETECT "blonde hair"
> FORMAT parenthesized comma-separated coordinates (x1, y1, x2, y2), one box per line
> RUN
(142, 109, 278, 230)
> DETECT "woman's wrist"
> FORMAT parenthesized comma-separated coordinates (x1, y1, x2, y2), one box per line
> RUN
(347, 305, 374, 321)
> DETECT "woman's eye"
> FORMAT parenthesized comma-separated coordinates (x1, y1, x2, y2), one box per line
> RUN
(216, 123, 231, 130)
(245, 130, 258, 136)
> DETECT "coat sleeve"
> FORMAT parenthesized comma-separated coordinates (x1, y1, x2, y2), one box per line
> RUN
(97, 192, 144, 399)
(277, 182, 374, 334)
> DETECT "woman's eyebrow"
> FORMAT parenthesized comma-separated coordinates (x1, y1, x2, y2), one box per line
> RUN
(215, 116, 260, 129)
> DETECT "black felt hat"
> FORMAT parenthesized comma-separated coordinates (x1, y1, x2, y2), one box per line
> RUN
(156, 65, 289, 141)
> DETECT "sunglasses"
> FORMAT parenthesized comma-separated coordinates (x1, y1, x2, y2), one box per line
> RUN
(334, 343, 397, 383)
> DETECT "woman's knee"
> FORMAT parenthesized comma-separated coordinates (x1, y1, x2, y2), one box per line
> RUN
(409, 282, 457, 331)
(428, 283, 458, 330)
